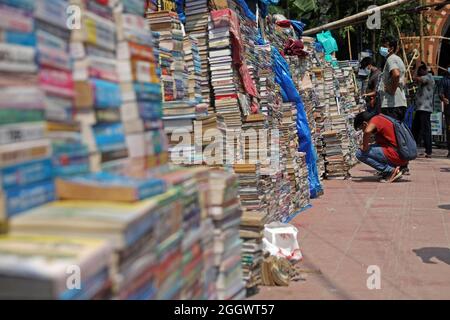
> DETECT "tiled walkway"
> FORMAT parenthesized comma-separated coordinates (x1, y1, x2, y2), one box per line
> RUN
(253, 150, 450, 300)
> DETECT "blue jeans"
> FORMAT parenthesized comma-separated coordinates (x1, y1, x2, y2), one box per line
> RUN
(356, 145, 395, 175)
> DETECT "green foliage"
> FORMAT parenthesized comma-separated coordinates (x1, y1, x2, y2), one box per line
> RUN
(270, 0, 424, 57)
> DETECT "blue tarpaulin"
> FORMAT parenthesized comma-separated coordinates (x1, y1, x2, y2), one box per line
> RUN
(271, 47, 323, 198)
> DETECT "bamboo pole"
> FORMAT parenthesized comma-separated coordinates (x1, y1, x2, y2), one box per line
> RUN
(303, 0, 416, 36)
(347, 28, 353, 60)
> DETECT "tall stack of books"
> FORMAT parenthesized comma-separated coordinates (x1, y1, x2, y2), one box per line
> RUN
(148, 10, 197, 165)
(184, 0, 211, 111)
(183, 36, 203, 105)
(115, 0, 169, 174)
(71, 0, 127, 172)
(0, 234, 113, 299)
(207, 170, 245, 300)
(322, 130, 347, 179)
(35, 0, 90, 178)
(233, 163, 266, 295)
(0, 1, 54, 229)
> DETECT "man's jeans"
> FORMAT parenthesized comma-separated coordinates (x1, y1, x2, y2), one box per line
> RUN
(356, 145, 395, 175)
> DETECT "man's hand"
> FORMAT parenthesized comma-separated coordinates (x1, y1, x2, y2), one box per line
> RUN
(444, 98, 449, 105)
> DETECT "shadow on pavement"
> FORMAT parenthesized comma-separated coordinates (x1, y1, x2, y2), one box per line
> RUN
(440, 168, 450, 173)
(439, 204, 450, 210)
(412, 247, 450, 266)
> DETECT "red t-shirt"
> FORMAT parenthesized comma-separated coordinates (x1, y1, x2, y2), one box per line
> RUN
(370, 115, 408, 166)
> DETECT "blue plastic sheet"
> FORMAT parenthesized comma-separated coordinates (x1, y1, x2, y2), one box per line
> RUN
(175, 0, 186, 24)
(259, 0, 280, 19)
(271, 47, 323, 198)
(290, 20, 306, 38)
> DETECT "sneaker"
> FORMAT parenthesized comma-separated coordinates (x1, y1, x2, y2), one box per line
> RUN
(401, 166, 410, 176)
(388, 167, 403, 183)
(447, 152, 450, 158)
(425, 154, 432, 158)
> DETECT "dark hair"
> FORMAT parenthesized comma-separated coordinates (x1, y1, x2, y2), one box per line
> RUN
(418, 63, 427, 73)
(381, 35, 398, 52)
(360, 57, 373, 69)
(354, 111, 376, 131)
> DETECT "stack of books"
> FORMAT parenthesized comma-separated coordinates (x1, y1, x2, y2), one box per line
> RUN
(115, 1, 169, 174)
(0, 233, 113, 299)
(185, 0, 211, 111)
(10, 188, 183, 300)
(35, 0, 90, 178)
(183, 36, 203, 105)
(233, 163, 266, 294)
(200, 217, 218, 299)
(0, 1, 54, 228)
(322, 130, 348, 179)
(71, 0, 127, 172)
(206, 170, 245, 300)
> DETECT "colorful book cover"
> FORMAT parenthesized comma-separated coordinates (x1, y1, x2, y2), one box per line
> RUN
(92, 79, 122, 108)
(2, 179, 55, 218)
(0, 158, 53, 189)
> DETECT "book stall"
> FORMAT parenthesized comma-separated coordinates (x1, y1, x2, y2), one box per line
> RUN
(0, 0, 363, 299)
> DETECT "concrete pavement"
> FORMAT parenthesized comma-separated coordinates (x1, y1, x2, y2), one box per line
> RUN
(252, 149, 450, 300)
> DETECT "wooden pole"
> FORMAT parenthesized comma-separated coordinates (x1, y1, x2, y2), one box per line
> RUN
(419, 0, 425, 61)
(347, 28, 353, 60)
(303, 0, 416, 36)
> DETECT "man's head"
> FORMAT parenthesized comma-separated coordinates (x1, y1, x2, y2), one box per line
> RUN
(354, 111, 376, 131)
(418, 63, 428, 77)
(380, 36, 398, 58)
(360, 57, 375, 72)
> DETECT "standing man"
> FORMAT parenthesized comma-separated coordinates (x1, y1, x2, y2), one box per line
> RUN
(379, 36, 408, 121)
(360, 57, 382, 114)
(439, 63, 450, 158)
(412, 63, 435, 158)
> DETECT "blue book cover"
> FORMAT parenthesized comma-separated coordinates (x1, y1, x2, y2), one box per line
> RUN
(93, 79, 122, 109)
(133, 82, 162, 101)
(1, 158, 53, 190)
(93, 123, 126, 147)
(4, 179, 56, 218)
(0, 0, 34, 11)
(2, 30, 36, 47)
(138, 101, 163, 120)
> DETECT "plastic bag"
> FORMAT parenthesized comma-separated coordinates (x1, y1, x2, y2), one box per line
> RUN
(262, 222, 303, 262)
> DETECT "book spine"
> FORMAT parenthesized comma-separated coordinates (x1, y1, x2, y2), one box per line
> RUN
(39, 68, 75, 98)
(0, 122, 46, 145)
(0, 158, 53, 189)
(34, 0, 68, 29)
(3, 179, 55, 218)
(0, 109, 45, 125)
(92, 79, 122, 108)
(0, 0, 35, 11)
(81, 11, 117, 52)
(0, 4, 34, 33)
(0, 140, 51, 168)
(0, 30, 36, 46)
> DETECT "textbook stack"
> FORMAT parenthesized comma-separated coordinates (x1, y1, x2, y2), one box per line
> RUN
(70, 0, 127, 172)
(115, 0, 169, 174)
(0, 234, 113, 299)
(35, 0, 90, 178)
(206, 170, 246, 300)
(184, 0, 211, 111)
(322, 130, 348, 180)
(0, 0, 55, 229)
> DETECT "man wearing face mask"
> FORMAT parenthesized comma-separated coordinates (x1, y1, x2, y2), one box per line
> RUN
(439, 63, 450, 158)
(379, 36, 408, 122)
(412, 63, 435, 158)
(360, 57, 381, 114)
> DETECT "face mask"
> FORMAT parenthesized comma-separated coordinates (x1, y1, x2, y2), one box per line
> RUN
(379, 47, 389, 58)
(366, 67, 371, 73)
(448, 68, 450, 73)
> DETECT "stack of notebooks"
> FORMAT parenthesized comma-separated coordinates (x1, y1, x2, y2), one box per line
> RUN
(71, 0, 127, 172)
(115, 0, 169, 174)
(0, 0, 55, 229)
(206, 170, 245, 300)
(0, 234, 113, 299)
(184, 0, 211, 111)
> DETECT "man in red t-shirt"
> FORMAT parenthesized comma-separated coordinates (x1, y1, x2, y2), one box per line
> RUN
(354, 111, 407, 183)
